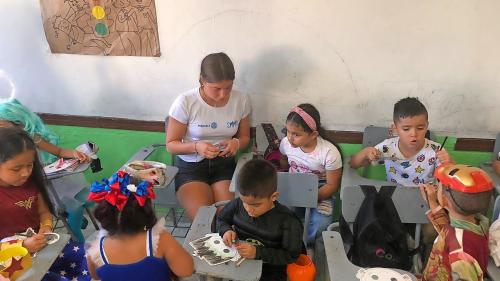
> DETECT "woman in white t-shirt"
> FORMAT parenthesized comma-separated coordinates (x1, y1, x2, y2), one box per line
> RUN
(166, 53, 251, 219)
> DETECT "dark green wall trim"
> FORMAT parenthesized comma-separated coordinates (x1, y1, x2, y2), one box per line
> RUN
(38, 113, 495, 152)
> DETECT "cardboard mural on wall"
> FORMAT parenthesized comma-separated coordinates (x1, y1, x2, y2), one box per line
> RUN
(39, 0, 161, 57)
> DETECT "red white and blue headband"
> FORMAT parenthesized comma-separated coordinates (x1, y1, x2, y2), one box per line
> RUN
(88, 171, 155, 211)
(290, 106, 317, 131)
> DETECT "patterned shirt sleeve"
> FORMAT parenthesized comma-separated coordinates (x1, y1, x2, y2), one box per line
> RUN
(426, 206, 450, 233)
(374, 138, 392, 159)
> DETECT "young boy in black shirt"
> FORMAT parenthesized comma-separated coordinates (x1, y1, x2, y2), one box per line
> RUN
(217, 159, 304, 281)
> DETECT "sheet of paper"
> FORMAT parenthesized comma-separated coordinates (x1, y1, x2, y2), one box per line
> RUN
(43, 158, 79, 174)
(189, 233, 243, 266)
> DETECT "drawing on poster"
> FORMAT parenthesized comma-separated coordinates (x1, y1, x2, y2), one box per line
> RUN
(39, 0, 160, 57)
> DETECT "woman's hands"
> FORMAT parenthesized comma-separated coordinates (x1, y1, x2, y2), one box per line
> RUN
(195, 138, 239, 159)
(218, 138, 239, 157)
(194, 142, 221, 159)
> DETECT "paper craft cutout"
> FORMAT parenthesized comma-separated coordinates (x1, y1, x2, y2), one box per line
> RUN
(1, 228, 60, 246)
(213, 142, 227, 152)
(123, 161, 167, 188)
(0, 240, 32, 280)
(356, 268, 412, 281)
(43, 158, 79, 174)
(43, 142, 99, 175)
(189, 233, 243, 266)
(0, 227, 36, 243)
(18, 228, 36, 239)
(43, 233, 61, 245)
(77, 142, 99, 160)
(39, 0, 161, 57)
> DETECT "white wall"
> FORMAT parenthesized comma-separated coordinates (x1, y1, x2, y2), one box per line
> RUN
(0, 1, 499, 138)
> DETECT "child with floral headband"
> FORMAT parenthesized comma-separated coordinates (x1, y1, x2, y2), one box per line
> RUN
(279, 103, 343, 245)
(86, 171, 193, 281)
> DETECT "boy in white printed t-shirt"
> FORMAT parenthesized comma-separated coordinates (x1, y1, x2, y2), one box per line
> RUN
(350, 97, 453, 251)
(350, 97, 452, 184)
(374, 137, 442, 186)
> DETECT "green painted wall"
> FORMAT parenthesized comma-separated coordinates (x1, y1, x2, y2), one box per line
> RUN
(336, 139, 493, 218)
(48, 125, 170, 184)
(338, 136, 493, 180)
(49, 125, 496, 219)
(49, 125, 494, 185)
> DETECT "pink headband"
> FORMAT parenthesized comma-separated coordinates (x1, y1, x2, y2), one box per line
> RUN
(290, 107, 317, 131)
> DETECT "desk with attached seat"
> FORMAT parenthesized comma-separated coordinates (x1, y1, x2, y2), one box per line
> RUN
(17, 233, 71, 281)
(46, 164, 99, 241)
(183, 205, 262, 281)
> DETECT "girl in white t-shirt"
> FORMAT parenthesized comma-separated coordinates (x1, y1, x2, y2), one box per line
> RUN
(279, 103, 343, 245)
(166, 53, 251, 220)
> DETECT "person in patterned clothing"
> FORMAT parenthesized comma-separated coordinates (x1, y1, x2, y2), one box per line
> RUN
(0, 128, 54, 254)
(419, 164, 493, 281)
(350, 97, 452, 184)
(350, 97, 454, 260)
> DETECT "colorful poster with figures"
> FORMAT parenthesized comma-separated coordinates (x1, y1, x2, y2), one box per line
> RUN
(39, 0, 161, 57)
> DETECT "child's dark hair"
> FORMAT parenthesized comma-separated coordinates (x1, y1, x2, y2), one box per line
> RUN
(0, 127, 53, 213)
(393, 97, 428, 122)
(444, 188, 492, 216)
(286, 103, 343, 158)
(94, 196, 157, 236)
(200, 52, 235, 83)
(237, 159, 277, 198)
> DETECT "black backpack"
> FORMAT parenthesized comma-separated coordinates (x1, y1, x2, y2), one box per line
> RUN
(340, 185, 411, 270)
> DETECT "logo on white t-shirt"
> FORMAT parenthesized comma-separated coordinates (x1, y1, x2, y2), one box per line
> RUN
(227, 120, 239, 128)
(197, 122, 218, 129)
